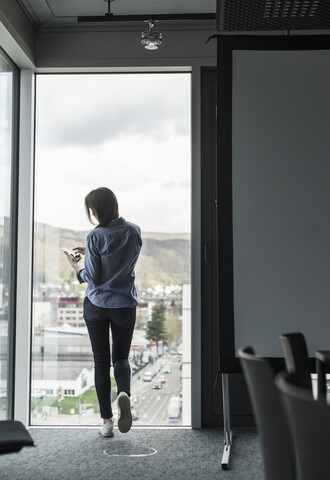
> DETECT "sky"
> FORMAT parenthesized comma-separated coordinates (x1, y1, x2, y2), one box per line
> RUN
(35, 73, 191, 233)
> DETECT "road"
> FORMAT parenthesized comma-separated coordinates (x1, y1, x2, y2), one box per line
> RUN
(112, 354, 182, 426)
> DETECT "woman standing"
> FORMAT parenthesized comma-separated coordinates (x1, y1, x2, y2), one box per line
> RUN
(65, 187, 142, 437)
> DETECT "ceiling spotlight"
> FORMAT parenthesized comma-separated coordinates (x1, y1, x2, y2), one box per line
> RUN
(141, 20, 162, 50)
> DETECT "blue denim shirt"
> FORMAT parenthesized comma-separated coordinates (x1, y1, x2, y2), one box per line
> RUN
(77, 217, 142, 308)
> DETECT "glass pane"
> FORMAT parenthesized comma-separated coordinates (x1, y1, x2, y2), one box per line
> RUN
(0, 50, 16, 419)
(31, 73, 191, 426)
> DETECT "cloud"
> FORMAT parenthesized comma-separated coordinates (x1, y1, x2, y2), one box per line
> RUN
(37, 73, 191, 147)
(34, 73, 191, 234)
(35, 135, 191, 233)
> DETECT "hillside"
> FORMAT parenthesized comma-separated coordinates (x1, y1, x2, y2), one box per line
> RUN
(33, 223, 191, 291)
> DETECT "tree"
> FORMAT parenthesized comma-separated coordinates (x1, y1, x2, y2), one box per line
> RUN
(146, 301, 167, 344)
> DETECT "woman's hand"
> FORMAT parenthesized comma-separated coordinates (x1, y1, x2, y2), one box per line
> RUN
(72, 246, 85, 263)
(64, 252, 81, 273)
(73, 246, 85, 262)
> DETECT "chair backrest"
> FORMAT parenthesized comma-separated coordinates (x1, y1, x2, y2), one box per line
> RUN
(238, 346, 296, 480)
(0, 420, 34, 454)
(279, 332, 312, 391)
(276, 372, 330, 480)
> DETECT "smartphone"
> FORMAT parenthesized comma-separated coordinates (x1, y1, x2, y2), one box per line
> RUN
(60, 248, 79, 260)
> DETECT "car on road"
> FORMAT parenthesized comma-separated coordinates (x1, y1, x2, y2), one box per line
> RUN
(152, 380, 162, 389)
(159, 375, 166, 383)
(163, 365, 172, 374)
(168, 396, 181, 422)
(143, 371, 153, 382)
(130, 362, 138, 371)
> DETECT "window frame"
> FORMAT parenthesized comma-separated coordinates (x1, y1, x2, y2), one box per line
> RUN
(13, 66, 203, 428)
(28, 69, 198, 427)
(0, 46, 20, 419)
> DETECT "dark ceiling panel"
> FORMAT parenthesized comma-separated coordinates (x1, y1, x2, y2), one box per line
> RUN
(47, 0, 216, 17)
(19, 0, 216, 28)
(217, 0, 330, 31)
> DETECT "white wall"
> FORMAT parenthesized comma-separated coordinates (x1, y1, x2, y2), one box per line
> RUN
(232, 49, 330, 357)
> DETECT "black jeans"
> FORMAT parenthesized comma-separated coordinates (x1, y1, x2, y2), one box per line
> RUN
(83, 297, 136, 419)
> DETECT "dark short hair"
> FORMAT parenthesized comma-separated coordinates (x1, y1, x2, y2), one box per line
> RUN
(85, 187, 119, 227)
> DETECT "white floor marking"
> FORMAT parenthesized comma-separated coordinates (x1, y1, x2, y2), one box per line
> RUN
(103, 447, 157, 457)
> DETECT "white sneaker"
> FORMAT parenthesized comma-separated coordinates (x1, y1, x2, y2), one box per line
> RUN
(117, 392, 132, 433)
(100, 420, 114, 437)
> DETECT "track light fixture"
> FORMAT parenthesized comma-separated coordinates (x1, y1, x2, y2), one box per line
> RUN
(104, 0, 114, 16)
(141, 20, 162, 50)
(78, 0, 216, 23)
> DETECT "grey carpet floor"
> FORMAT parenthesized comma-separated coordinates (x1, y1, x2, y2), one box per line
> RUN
(0, 428, 264, 480)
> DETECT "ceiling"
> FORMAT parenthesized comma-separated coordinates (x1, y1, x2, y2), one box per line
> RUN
(18, 0, 217, 29)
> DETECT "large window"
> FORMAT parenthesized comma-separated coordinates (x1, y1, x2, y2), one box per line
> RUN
(0, 49, 19, 419)
(31, 73, 191, 426)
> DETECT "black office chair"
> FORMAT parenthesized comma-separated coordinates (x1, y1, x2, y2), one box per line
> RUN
(279, 332, 312, 391)
(276, 372, 330, 480)
(0, 420, 34, 454)
(238, 346, 296, 480)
